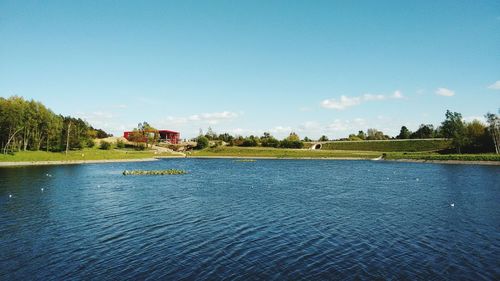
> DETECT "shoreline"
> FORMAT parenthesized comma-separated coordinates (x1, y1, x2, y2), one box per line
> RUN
(0, 158, 160, 167)
(0, 155, 498, 167)
(189, 156, 500, 165)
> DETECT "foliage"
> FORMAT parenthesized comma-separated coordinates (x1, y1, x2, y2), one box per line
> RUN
(195, 135, 209, 149)
(366, 128, 389, 140)
(116, 139, 125, 149)
(485, 112, 499, 154)
(261, 135, 280, 148)
(86, 139, 96, 148)
(240, 135, 260, 147)
(318, 135, 329, 142)
(441, 110, 467, 153)
(99, 141, 112, 150)
(0, 96, 109, 154)
(397, 126, 411, 139)
(192, 146, 380, 158)
(137, 122, 159, 148)
(411, 124, 434, 139)
(321, 139, 452, 152)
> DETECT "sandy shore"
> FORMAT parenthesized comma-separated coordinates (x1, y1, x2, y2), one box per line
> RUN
(1, 155, 498, 167)
(189, 156, 369, 160)
(0, 158, 162, 167)
(383, 158, 500, 166)
(189, 156, 500, 165)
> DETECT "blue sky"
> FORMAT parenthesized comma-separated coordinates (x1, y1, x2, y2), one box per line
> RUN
(1, 0, 499, 139)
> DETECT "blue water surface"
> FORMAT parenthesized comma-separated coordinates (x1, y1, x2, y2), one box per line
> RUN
(0, 159, 499, 280)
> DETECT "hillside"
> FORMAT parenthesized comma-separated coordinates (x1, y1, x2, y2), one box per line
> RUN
(319, 139, 452, 152)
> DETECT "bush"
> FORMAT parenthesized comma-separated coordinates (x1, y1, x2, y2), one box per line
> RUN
(135, 143, 146, 151)
(195, 136, 209, 150)
(240, 137, 259, 147)
(261, 137, 280, 148)
(280, 139, 304, 149)
(86, 139, 95, 148)
(100, 141, 112, 150)
(116, 140, 125, 149)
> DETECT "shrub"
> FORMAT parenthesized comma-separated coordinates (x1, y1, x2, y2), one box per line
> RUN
(135, 143, 146, 151)
(116, 140, 125, 149)
(86, 139, 95, 148)
(261, 137, 280, 148)
(100, 141, 112, 150)
(195, 136, 209, 150)
(280, 139, 304, 149)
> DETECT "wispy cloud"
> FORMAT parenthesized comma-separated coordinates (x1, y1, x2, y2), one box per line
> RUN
(161, 111, 240, 126)
(321, 90, 404, 110)
(435, 87, 455, 97)
(487, 80, 500, 90)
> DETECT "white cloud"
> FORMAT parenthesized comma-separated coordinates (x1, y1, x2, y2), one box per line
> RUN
(321, 95, 361, 110)
(321, 90, 403, 110)
(435, 87, 455, 97)
(392, 90, 403, 99)
(487, 81, 500, 90)
(162, 111, 240, 126)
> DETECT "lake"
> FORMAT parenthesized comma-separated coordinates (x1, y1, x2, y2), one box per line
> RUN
(0, 159, 499, 280)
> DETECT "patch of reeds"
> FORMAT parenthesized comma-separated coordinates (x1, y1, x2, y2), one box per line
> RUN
(123, 169, 187, 175)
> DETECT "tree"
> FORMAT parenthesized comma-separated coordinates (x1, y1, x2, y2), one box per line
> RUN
(464, 120, 489, 153)
(137, 122, 158, 148)
(280, 133, 304, 148)
(397, 126, 411, 139)
(366, 128, 387, 140)
(195, 135, 209, 149)
(261, 133, 280, 148)
(441, 110, 467, 153)
(357, 130, 366, 140)
(485, 112, 500, 154)
(287, 132, 300, 142)
(318, 135, 329, 142)
(411, 124, 434, 139)
(205, 127, 217, 140)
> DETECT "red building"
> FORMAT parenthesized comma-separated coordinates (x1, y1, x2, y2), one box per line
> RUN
(123, 130, 180, 144)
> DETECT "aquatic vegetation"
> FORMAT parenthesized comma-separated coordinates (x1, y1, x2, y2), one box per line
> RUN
(123, 169, 187, 175)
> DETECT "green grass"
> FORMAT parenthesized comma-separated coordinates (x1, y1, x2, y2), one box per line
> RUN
(0, 148, 175, 162)
(191, 146, 381, 158)
(321, 139, 452, 152)
(385, 152, 500, 161)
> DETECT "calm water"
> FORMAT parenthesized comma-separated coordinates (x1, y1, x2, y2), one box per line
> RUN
(0, 159, 499, 280)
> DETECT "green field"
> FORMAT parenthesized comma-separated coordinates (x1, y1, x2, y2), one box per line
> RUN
(191, 146, 381, 158)
(320, 139, 452, 152)
(0, 148, 175, 162)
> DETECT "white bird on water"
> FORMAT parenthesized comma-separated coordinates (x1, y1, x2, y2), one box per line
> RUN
(46, 173, 52, 177)
(9, 194, 12, 198)
(41, 188, 44, 192)
(450, 203, 455, 207)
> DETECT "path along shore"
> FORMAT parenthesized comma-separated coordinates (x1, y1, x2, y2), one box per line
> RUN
(0, 155, 498, 167)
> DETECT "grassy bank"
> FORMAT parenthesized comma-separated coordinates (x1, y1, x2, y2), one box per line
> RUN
(385, 152, 500, 161)
(0, 148, 176, 162)
(321, 139, 451, 152)
(191, 147, 381, 158)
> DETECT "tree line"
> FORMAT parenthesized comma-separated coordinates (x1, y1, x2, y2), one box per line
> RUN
(194, 128, 304, 149)
(0, 96, 111, 154)
(194, 109, 499, 154)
